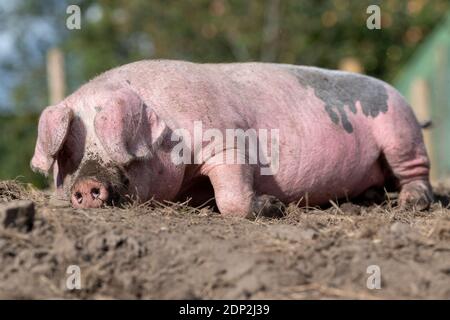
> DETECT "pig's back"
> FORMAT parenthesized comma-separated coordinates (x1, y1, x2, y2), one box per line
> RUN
(110, 60, 389, 134)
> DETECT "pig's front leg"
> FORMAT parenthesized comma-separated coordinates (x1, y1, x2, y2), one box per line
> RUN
(206, 164, 284, 218)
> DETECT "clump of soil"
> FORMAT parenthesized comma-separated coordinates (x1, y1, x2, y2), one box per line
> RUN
(0, 180, 48, 204)
(0, 180, 449, 299)
(0, 180, 28, 202)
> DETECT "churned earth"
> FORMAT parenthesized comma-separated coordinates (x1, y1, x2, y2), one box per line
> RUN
(0, 180, 449, 299)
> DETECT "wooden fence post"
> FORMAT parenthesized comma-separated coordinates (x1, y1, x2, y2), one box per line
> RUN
(46, 48, 66, 105)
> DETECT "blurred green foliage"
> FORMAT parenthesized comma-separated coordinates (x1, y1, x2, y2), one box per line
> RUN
(0, 114, 48, 188)
(62, 0, 449, 81)
(0, 0, 449, 187)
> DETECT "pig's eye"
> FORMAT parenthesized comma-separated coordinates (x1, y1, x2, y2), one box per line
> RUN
(91, 188, 100, 199)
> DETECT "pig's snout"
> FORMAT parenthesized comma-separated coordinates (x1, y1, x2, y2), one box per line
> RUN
(71, 179, 110, 209)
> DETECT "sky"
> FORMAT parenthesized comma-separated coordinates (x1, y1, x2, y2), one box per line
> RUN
(0, 1, 18, 110)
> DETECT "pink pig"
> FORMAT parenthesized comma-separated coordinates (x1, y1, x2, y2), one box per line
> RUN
(31, 60, 433, 217)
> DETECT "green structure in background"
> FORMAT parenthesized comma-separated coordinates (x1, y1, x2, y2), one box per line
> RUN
(395, 13, 450, 181)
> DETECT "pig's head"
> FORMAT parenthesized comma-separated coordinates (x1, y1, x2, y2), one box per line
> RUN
(31, 86, 179, 208)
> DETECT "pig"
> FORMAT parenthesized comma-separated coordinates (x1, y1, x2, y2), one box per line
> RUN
(30, 60, 433, 218)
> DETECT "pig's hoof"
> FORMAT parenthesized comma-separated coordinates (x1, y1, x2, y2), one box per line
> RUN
(251, 195, 285, 219)
(398, 181, 433, 211)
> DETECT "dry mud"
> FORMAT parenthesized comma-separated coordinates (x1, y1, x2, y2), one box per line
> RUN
(1, 180, 449, 299)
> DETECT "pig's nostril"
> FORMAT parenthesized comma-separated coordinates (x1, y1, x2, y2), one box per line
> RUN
(74, 192, 83, 204)
(91, 187, 101, 199)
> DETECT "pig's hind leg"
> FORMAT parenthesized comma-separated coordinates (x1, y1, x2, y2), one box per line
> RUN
(374, 92, 433, 210)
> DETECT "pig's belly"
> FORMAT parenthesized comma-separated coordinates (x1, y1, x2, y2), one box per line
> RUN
(254, 131, 386, 205)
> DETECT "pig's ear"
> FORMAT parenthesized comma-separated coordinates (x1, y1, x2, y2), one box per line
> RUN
(94, 88, 167, 165)
(30, 105, 73, 175)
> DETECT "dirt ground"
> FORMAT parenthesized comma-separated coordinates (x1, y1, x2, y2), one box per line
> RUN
(0, 180, 449, 299)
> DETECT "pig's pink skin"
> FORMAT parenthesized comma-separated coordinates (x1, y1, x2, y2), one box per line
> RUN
(31, 60, 431, 214)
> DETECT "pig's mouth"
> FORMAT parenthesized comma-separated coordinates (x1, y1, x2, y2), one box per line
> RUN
(70, 160, 130, 209)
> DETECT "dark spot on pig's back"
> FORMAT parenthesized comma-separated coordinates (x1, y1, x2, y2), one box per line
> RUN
(288, 67, 389, 133)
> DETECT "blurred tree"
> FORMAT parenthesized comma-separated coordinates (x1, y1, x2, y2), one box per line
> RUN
(58, 0, 449, 81)
(5, 0, 450, 104)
